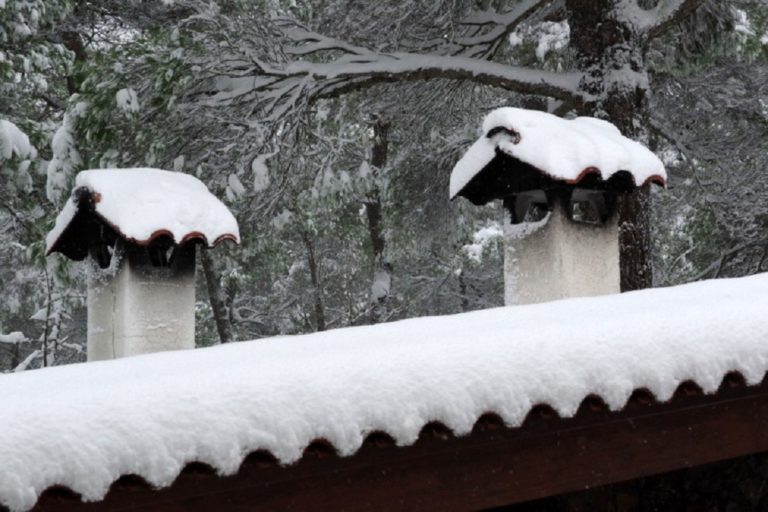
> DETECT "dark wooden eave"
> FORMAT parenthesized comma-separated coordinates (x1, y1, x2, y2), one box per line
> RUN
(30, 372, 768, 512)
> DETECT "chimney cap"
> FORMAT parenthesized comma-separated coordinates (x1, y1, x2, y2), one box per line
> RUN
(46, 168, 240, 259)
(450, 108, 666, 204)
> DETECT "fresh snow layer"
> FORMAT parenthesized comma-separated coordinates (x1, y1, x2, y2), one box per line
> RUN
(0, 120, 36, 161)
(115, 88, 139, 113)
(2, 273, 768, 511)
(46, 168, 240, 253)
(0, 332, 25, 344)
(450, 107, 666, 199)
(464, 222, 503, 263)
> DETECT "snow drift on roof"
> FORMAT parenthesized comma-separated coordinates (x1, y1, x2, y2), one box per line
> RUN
(449, 107, 666, 199)
(2, 273, 768, 511)
(45, 168, 240, 255)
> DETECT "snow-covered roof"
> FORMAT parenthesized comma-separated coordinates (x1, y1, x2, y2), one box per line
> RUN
(46, 168, 239, 257)
(450, 107, 666, 200)
(2, 273, 768, 511)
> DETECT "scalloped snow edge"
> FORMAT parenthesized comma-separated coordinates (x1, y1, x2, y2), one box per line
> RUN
(450, 107, 666, 199)
(45, 168, 240, 254)
(1, 273, 768, 511)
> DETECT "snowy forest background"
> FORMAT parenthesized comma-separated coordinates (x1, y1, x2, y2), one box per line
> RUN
(1, 0, 767, 372)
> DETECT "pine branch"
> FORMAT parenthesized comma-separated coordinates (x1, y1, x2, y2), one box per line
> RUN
(203, 51, 585, 120)
(280, 21, 374, 58)
(688, 241, 763, 282)
(645, 0, 704, 40)
(450, 0, 554, 58)
(615, 0, 704, 41)
(302, 54, 584, 103)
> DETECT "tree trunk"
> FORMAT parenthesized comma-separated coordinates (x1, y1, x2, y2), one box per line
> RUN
(60, 30, 87, 95)
(618, 188, 652, 290)
(201, 248, 234, 343)
(41, 269, 52, 367)
(366, 118, 392, 323)
(301, 231, 326, 332)
(7, 342, 20, 370)
(567, 0, 653, 291)
(457, 269, 470, 313)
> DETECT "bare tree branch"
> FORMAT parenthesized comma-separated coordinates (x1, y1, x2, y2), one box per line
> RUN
(451, 0, 554, 58)
(688, 241, 763, 282)
(647, 116, 714, 190)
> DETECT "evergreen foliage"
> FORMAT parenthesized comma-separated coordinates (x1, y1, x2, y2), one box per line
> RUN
(1, 0, 767, 371)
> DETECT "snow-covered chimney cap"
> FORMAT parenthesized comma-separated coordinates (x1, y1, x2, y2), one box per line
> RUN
(46, 168, 240, 258)
(449, 107, 667, 201)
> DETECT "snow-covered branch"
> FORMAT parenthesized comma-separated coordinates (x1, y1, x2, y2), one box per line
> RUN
(204, 52, 584, 121)
(13, 349, 40, 372)
(0, 120, 36, 162)
(0, 332, 27, 345)
(192, 2, 583, 122)
(298, 54, 584, 100)
(281, 23, 374, 58)
(615, 0, 704, 40)
(282, 1, 552, 60)
(445, 0, 553, 58)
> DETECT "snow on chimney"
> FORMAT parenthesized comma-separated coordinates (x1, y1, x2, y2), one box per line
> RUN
(46, 168, 239, 360)
(450, 108, 666, 305)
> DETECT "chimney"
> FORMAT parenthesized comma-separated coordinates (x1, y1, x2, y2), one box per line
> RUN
(46, 168, 239, 360)
(450, 108, 666, 306)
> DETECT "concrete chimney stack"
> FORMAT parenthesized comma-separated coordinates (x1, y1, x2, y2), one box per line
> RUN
(450, 108, 666, 305)
(46, 168, 239, 360)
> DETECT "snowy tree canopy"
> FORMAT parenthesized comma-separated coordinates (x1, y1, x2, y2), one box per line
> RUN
(0, 0, 767, 372)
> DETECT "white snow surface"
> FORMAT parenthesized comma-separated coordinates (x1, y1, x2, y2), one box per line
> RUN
(2, 273, 768, 511)
(504, 211, 552, 240)
(0, 120, 36, 161)
(45, 168, 240, 252)
(46, 114, 81, 204)
(370, 269, 391, 301)
(0, 332, 25, 344)
(115, 88, 139, 113)
(464, 222, 503, 263)
(508, 21, 570, 61)
(251, 155, 270, 192)
(614, 0, 686, 32)
(450, 107, 666, 199)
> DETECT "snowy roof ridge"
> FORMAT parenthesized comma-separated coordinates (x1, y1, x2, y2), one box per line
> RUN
(45, 168, 240, 256)
(2, 273, 768, 511)
(449, 107, 666, 199)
